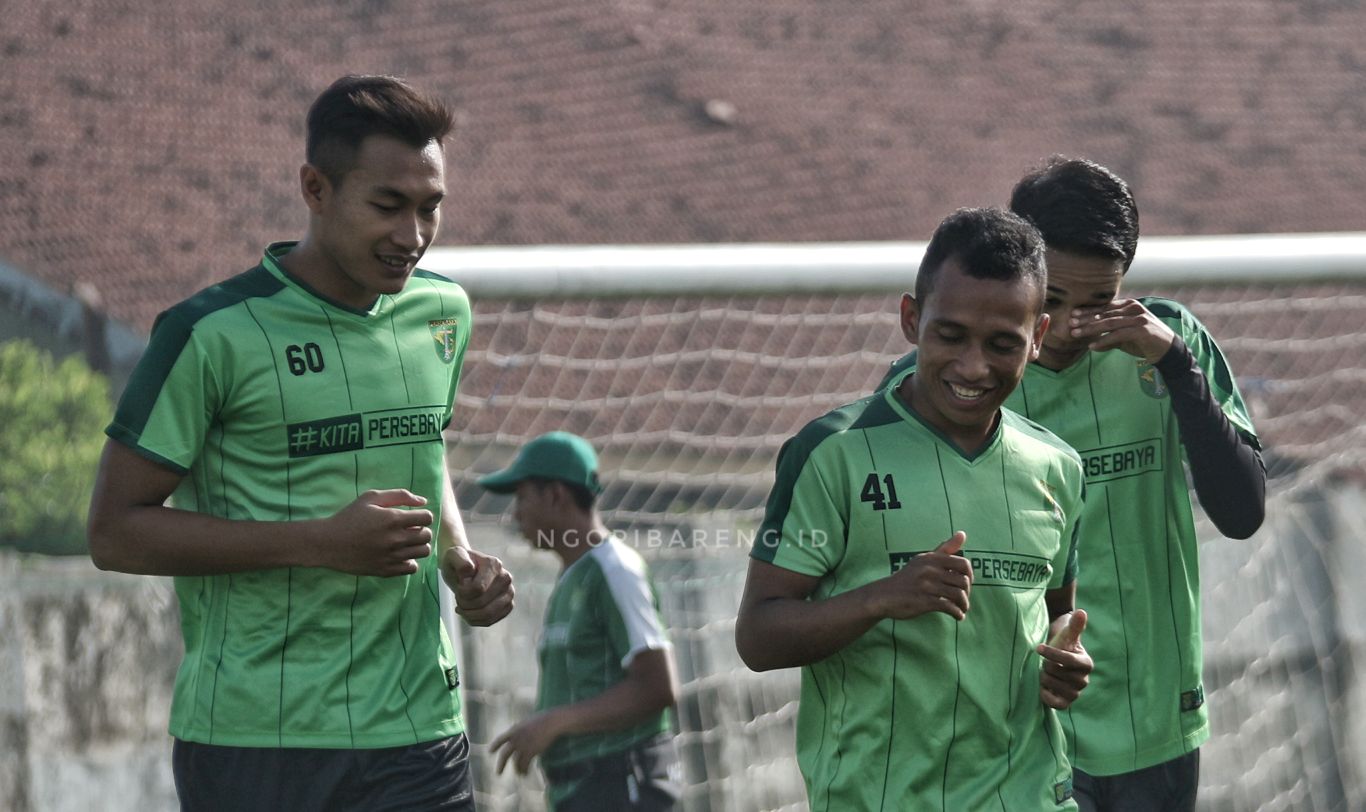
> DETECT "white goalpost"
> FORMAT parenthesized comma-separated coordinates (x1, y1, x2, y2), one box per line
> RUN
(430, 234, 1366, 812)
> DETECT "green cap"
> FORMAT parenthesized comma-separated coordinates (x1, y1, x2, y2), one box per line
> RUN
(477, 431, 603, 495)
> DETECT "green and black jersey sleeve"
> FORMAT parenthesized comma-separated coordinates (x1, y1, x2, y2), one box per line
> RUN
(1149, 305, 1265, 538)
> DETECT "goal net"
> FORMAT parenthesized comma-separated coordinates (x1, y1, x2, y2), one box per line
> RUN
(438, 241, 1366, 811)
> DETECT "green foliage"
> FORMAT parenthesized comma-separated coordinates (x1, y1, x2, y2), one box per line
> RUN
(0, 340, 111, 555)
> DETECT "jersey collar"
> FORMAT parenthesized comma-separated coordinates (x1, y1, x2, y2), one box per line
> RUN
(881, 369, 1003, 463)
(1026, 352, 1094, 381)
(261, 242, 391, 319)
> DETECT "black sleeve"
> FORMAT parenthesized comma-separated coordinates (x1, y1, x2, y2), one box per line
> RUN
(1155, 336, 1267, 539)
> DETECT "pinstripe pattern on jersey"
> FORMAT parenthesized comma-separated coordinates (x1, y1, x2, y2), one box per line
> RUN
(1002, 297, 1254, 775)
(108, 244, 471, 748)
(759, 382, 1083, 810)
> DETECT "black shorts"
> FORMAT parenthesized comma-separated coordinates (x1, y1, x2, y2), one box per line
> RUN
(544, 733, 682, 812)
(1074, 748, 1200, 812)
(172, 733, 475, 812)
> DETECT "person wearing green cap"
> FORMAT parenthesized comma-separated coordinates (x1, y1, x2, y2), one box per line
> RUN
(481, 432, 682, 811)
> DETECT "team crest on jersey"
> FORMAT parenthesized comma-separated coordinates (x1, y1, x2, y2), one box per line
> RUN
(1137, 361, 1168, 399)
(429, 319, 459, 363)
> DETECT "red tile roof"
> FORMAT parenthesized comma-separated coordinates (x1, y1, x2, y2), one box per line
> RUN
(4, 1, 1365, 329)
(3, 1, 1362, 500)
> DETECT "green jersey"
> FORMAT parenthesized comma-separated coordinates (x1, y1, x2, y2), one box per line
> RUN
(538, 538, 672, 769)
(753, 384, 1084, 811)
(106, 243, 472, 748)
(875, 297, 1258, 776)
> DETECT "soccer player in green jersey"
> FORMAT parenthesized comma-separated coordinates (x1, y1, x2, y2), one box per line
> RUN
(478, 432, 681, 811)
(738, 207, 1095, 811)
(86, 75, 514, 811)
(875, 158, 1267, 811)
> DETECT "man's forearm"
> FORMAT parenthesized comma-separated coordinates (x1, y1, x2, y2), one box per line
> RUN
(89, 505, 325, 576)
(89, 442, 433, 578)
(1155, 337, 1267, 539)
(548, 662, 675, 739)
(736, 588, 884, 672)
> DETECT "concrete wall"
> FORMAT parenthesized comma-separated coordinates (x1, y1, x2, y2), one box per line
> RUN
(0, 557, 179, 812)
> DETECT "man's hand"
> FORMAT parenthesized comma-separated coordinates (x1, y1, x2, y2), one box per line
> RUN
(866, 531, 973, 621)
(442, 546, 515, 626)
(320, 489, 434, 577)
(1070, 298, 1176, 364)
(491, 711, 566, 775)
(1038, 608, 1091, 710)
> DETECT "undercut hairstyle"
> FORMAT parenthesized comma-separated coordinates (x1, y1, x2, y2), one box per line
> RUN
(528, 477, 598, 513)
(1010, 156, 1140, 273)
(305, 74, 455, 186)
(915, 207, 1047, 313)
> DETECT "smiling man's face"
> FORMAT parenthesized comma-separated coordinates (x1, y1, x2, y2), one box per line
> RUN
(307, 134, 446, 309)
(899, 257, 1047, 452)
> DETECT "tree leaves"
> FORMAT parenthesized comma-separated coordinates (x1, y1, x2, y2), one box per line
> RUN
(0, 340, 110, 555)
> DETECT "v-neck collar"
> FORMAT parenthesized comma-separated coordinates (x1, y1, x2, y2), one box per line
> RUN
(261, 241, 389, 319)
(881, 369, 1003, 463)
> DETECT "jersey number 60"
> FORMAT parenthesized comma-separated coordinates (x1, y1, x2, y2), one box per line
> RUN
(285, 343, 326, 376)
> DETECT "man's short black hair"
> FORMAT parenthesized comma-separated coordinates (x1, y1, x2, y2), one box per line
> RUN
(305, 74, 455, 186)
(915, 207, 1047, 312)
(1010, 156, 1140, 273)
